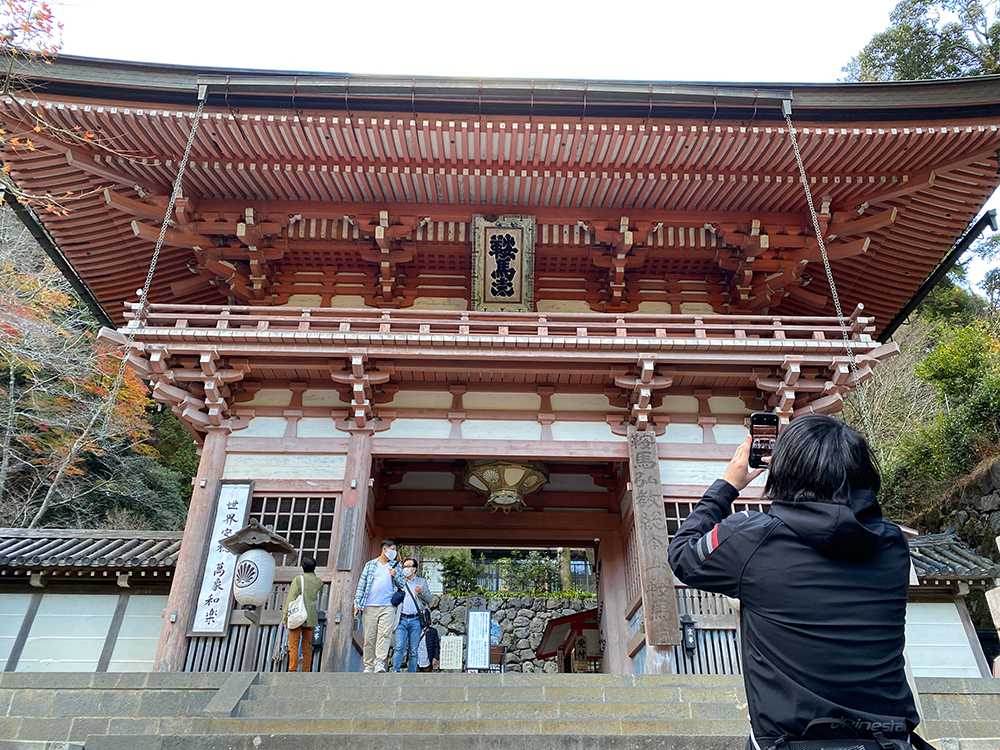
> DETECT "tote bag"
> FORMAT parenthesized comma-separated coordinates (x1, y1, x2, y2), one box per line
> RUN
(286, 575, 308, 629)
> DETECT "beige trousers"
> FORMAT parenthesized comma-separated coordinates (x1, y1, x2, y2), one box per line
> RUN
(362, 605, 396, 670)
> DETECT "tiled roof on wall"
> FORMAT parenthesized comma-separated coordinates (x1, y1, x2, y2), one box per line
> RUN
(0, 529, 181, 569)
(909, 533, 1000, 581)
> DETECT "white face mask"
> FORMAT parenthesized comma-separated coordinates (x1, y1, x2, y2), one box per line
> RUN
(385, 548, 397, 561)
(403, 566, 415, 578)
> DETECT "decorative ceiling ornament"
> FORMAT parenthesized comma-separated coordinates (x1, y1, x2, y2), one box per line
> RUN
(462, 459, 549, 513)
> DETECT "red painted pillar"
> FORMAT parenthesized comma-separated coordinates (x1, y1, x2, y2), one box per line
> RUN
(154, 426, 230, 672)
(322, 429, 374, 672)
(598, 531, 630, 674)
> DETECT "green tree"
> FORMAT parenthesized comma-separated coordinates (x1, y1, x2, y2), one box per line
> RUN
(844, 0, 1000, 81)
(439, 548, 482, 594)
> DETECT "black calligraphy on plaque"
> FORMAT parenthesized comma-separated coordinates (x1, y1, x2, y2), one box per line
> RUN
(489, 233, 518, 298)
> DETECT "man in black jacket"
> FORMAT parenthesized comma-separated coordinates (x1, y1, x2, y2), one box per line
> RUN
(668, 415, 920, 749)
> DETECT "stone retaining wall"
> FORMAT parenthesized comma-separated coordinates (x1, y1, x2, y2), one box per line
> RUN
(429, 595, 596, 672)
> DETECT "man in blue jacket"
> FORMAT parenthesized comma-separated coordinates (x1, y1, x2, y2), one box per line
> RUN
(668, 415, 921, 750)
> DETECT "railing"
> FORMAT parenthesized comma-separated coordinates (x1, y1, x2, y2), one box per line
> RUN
(184, 581, 330, 673)
(125, 302, 875, 345)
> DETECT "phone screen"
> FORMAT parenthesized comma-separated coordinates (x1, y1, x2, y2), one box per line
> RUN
(749, 418, 778, 468)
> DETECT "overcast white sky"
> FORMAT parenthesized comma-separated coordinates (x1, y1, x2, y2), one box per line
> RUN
(49, 0, 998, 285)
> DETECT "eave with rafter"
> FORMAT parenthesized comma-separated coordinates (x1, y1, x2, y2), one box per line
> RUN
(2, 57, 999, 335)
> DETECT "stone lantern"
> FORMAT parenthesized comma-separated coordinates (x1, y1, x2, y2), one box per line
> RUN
(219, 519, 296, 671)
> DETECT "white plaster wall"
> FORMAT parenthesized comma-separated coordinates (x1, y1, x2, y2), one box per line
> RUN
(243, 389, 292, 407)
(659, 459, 765, 487)
(239, 417, 288, 438)
(411, 297, 468, 311)
(329, 295, 368, 308)
(463, 392, 541, 411)
(710, 397, 751, 415)
(535, 300, 593, 313)
(284, 294, 322, 307)
(380, 419, 453, 439)
(385, 391, 454, 409)
(550, 421, 620, 441)
(659, 424, 703, 443)
(297, 418, 343, 438)
(303, 390, 343, 407)
(461, 420, 542, 440)
(654, 396, 699, 414)
(679, 302, 716, 314)
(905, 602, 983, 678)
(714, 424, 750, 444)
(550, 394, 611, 411)
(223, 453, 347, 480)
(636, 302, 672, 314)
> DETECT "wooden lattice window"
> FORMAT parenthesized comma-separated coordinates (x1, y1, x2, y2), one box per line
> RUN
(249, 496, 337, 567)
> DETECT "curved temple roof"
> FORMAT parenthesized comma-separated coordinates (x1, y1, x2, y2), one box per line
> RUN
(2, 56, 1000, 332)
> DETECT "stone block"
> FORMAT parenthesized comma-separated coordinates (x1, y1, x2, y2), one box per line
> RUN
(9, 691, 56, 718)
(91, 673, 147, 690)
(0, 718, 21, 738)
(107, 718, 160, 735)
(145, 674, 227, 691)
(439, 719, 543, 734)
(15, 717, 70, 742)
(539, 718, 621, 734)
(619, 718, 703, 735)
(543, 686, 605, 703)
(85, 735, 162, 750)
(67, 717, 110, 742)
(137, 691, 183, 717)
(603, 686, 681, 703)
(351, 718, 441, 734)
(98, 690, 140, 717)
(394, 701, 477, 719)
(52, 690, 102, 718)
(477, 701, 559, 719)
(1, 674, 92, 691)
(690, 702, 745, 720)
(0, 689, 14, 716)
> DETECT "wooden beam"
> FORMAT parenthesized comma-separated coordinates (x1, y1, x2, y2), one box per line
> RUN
(131, 220, 216, 251)
(827, 207, 897, 239)
(104, 188, 166, 222)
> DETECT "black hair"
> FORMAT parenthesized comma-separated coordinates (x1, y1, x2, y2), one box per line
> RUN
(764, 414, 880, 505)
(402, 557, 418, 568)
(301, 556, 317, 573)
(381, 538, 397, 550)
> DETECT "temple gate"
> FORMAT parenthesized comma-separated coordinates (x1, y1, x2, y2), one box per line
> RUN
(2, 57, 999, 673)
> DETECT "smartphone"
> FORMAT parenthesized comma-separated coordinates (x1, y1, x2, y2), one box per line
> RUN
(749, 412, 779, 469)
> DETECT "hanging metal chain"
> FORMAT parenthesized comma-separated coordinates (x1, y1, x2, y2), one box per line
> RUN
(782, 107, 878, 443)
(101, 95, 207, 429)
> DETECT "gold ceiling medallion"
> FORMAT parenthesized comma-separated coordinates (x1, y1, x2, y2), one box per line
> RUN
(462, 460, 549, 513)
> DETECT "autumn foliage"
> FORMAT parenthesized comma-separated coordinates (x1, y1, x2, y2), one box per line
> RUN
(0, 208, 190, 529)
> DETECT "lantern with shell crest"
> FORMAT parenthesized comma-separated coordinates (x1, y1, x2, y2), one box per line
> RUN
(219, 519, 297, 671)
(219, 519, 296, 609)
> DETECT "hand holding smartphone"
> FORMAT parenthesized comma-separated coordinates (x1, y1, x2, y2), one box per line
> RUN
(749, 412, 778, 469)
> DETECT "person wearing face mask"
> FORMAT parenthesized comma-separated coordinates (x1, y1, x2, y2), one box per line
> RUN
(392, 557, 432, 673)
(353, 538, 405, 673)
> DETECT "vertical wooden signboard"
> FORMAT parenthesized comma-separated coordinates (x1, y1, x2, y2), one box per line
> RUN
(471, 215, 536, 312)
(189, 480, 252, 636)
(627, 426, 681, 647)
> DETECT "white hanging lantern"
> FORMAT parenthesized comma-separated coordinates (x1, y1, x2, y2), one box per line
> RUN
(232, 547, 275, 608)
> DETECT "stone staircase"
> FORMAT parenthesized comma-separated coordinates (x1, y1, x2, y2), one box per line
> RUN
(1, 671, 999, 749)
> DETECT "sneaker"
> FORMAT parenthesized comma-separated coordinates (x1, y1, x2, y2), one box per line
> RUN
(374, 660, 386, 673)
(363, 667, 374, 673)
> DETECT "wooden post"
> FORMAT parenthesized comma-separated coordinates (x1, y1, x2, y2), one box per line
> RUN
(154, 426, 230, 672)
(597, 531, 630, 674)
(627, 425, 680, 674)
(322, 429, 374, 672)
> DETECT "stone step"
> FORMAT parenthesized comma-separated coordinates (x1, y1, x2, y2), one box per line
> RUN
(250, 672, 743, 689)
(235, 697, 740, 721)
(243, 682, 742, 704)
(85, 733, 750, 750)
